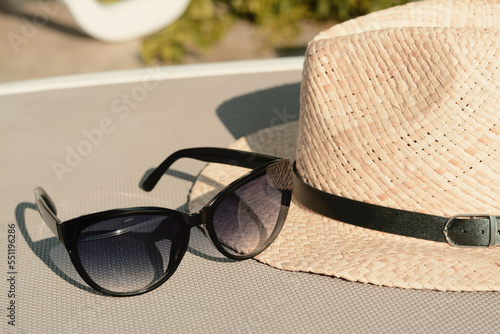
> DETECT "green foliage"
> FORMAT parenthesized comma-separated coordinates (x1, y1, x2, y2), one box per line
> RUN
(142, 0, 233, 63)
(224, 0, 308, 46)
(141, 0, 410, 64)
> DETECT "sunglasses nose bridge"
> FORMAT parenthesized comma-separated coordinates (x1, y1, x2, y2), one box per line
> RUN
(186, 211, 204, 228)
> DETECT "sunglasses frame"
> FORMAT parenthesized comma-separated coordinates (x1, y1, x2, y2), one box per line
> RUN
(35, 147, 291, 296)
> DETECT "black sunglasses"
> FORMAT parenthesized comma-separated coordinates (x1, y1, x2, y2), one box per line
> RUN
(34, 147, 292, 296)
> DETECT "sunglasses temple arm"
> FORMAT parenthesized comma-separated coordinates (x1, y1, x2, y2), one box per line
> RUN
(141, 147, 278, 191)
(34, 187, 62, 240)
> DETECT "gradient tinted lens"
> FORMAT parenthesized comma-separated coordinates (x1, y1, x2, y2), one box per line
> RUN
(212, 160, 291, 256)
(76, 214, 185, 294)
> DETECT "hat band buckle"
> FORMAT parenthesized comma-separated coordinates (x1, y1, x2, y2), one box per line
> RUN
(444, 215, 498, 248)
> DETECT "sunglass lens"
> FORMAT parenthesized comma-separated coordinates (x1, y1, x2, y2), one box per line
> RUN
(76, 214, 186, 295)
(212, 160, 291, 257)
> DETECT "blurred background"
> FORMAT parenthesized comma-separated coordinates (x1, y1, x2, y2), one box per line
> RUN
(0, 0, 409, 83)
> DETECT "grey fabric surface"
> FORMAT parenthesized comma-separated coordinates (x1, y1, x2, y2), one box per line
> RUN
(0, 63, 498, 333)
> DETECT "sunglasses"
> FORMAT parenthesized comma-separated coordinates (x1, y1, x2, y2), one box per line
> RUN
(34, 147, 292, 296)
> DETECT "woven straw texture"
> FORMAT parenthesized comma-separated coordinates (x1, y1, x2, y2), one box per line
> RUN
(190, 0, 500, 291)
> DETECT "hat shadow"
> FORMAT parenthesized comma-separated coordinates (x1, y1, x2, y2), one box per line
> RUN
(216, 82, 300, 140)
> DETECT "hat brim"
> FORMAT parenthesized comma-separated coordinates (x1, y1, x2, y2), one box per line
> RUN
(188, 121, 500, 292)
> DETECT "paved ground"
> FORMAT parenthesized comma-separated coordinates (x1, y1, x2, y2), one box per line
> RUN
(0, 0, 333, 84)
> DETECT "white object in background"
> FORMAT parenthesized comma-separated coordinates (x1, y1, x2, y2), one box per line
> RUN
(64, 0, 190, 42)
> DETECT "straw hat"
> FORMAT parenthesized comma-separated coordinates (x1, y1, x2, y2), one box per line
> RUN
(189, 0, 500, 291)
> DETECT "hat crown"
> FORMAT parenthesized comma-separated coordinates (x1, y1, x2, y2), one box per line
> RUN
(296, 0, 500, 216)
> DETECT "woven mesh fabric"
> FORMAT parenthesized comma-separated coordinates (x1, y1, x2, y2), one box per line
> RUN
(1, 68, 499, 333)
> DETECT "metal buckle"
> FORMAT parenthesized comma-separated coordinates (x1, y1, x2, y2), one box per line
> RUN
(443, 215, 497, 248)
